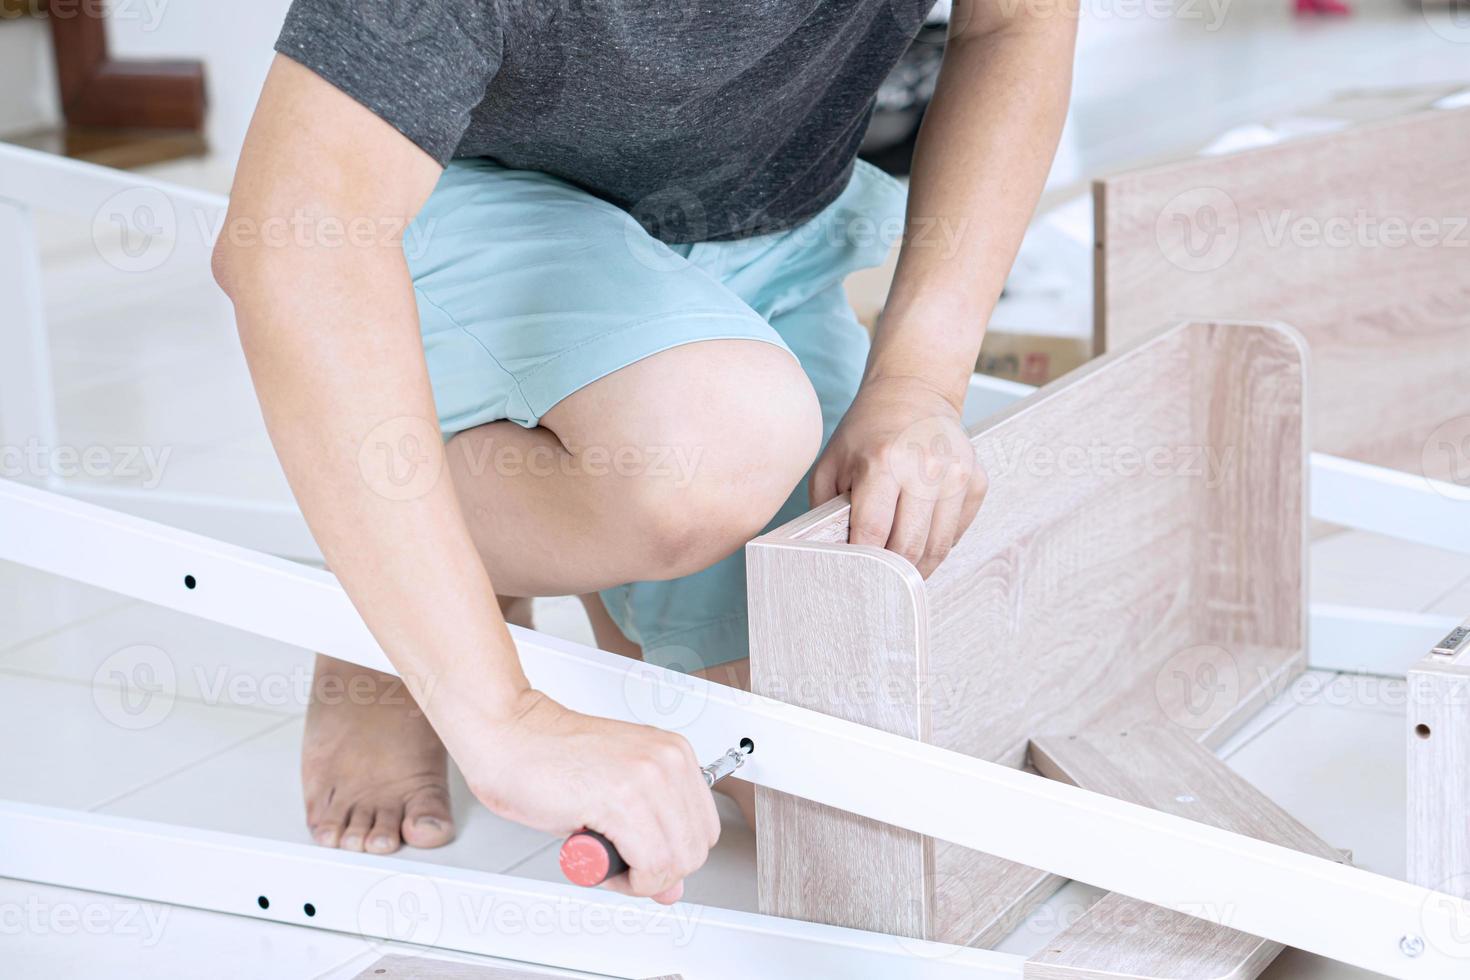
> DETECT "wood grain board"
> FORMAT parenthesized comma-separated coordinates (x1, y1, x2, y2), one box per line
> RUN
(1407, 621, 1470, 900)
(751, 320, 1309, 950)
(1096, 104, 1470, 478)
(1025, 727, 1342, 980)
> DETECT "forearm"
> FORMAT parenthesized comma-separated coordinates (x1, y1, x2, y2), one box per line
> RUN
(220, 243, 527, 721)
(871, 6, 1077, 407)
(215, 56, 527, 735)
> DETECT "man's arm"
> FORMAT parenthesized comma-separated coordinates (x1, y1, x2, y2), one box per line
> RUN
(812, 0, 1077, 574)
(213, 55, 718, 903)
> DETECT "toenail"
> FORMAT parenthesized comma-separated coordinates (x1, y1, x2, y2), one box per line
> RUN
(369, 836, 394, 850)
(415, 817, 443, 831)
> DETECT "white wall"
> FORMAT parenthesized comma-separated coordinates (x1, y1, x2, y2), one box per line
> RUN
(0, 16, 59, 136)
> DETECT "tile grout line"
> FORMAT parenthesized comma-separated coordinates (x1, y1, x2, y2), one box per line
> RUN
(0, 664, 305, 721)
(0, 593, 137, 658)
(86, 713, 301, 814)
(1418, 568, 1470, 617)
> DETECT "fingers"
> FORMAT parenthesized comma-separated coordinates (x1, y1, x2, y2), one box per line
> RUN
(847, 467, 900, 548)
(809, 454, 840, 509)
(918, 465, 988, 578)
(885, 489, 935, 568)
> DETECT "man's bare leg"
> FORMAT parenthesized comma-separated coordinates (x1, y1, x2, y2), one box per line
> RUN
(303, 340, 818, 852)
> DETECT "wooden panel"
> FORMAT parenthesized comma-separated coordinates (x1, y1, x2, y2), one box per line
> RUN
(750, 543, 932, 939)
(1024, 727, 1340, 980)
(1407, 622, 1470, 899)
(751, 321, 1308, 947)
(1096, 106, 1470, 477)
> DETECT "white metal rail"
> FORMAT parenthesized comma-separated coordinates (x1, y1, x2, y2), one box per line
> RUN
(2, 476, 1468, 978)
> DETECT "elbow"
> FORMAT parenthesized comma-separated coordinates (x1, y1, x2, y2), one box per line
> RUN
(211, 228, 245, 301)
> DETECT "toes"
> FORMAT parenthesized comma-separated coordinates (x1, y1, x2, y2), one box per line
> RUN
(307, 788, 349, 848)
(366, 804, 406, 855)
(402, 785, 455, 849)
(338, 805, 375, 852)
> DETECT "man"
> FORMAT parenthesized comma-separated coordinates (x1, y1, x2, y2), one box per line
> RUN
(213, 0, 1075, 905)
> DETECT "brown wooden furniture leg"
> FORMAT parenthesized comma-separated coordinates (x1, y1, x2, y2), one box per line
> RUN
(47, 3, 206, 131)
(751, 320, 1308, 950)
(1024, 727, 1343, 980)
(1407, 617, 1470, 900)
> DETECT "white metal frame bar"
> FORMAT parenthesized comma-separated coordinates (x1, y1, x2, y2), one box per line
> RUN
(3, 476, 1469, 978)
(0, 801, 1018, 980)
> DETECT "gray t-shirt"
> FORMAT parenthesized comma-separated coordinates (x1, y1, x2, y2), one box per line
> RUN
(275, 0, 932, 242)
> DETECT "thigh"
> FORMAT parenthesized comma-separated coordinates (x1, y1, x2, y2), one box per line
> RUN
(408, 159, 793, 437)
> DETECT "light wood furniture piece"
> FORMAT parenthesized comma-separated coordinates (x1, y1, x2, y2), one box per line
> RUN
(1408, 617, 1470, 901)
(1095, 99, 1470, 478)
(1025, 728, 1341, 980)
(751, 319, 1311, 965)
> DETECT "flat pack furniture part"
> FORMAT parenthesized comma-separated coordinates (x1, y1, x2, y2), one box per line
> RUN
(1408, 616, 1470, 904)
(962, 371, 1470, 679)
(1025, 727, 1342, 980)
(1094, 103, 1470, 480)
(4, 478, 1470, 979)
(0, 141, 320, 562)
(7, 361, 1470, 978)
(751, 319, 1308, 952)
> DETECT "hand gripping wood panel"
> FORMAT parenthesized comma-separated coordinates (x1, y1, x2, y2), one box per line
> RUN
(749, 320, 1308, 947)
(1096, 105, 1470, 477)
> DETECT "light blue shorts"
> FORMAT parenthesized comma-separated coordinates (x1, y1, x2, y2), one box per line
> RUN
(408, 159, 907, 670)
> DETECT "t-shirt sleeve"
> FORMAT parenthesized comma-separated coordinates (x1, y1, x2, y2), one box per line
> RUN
(274, 0, 503, 165)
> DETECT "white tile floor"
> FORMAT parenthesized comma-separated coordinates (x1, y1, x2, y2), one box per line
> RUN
(4, 5, 1469, 977)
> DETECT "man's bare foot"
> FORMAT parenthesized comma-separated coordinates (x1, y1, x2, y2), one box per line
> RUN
(301, 653, 455, 854)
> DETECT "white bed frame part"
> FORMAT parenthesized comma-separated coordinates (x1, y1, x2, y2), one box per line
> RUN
(3, 144, 1470, 979)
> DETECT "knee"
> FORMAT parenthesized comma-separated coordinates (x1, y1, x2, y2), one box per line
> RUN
(628, 347, 822, 577)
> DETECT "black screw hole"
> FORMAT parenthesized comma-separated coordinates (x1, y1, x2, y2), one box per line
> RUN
(184, 575, 197, 590)
(739, 737, 755, 756)
(256, 895, 269, 910)
(1416, 724, 1432, 740)
(303, 902, 316, 917)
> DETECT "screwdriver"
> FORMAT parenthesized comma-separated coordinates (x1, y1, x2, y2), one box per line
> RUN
(559, 739, 754, 887)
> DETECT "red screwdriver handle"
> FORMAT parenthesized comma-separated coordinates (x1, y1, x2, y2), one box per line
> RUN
(559, 828, 628, 887)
